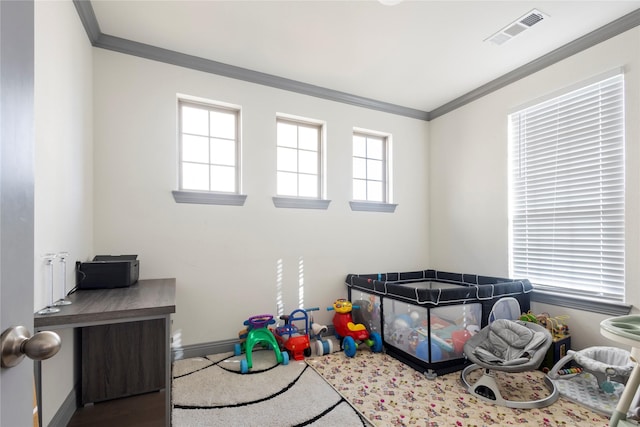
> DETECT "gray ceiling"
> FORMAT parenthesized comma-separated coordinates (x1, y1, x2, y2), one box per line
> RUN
(85, 1, 640, 119)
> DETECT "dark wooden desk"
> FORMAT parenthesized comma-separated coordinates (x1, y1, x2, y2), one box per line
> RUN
(34, 278, 176, 427)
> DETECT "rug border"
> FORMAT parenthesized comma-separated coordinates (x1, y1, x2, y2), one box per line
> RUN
(305, 358, 376, 427)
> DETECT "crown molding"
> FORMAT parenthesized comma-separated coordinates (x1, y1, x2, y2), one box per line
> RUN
(72, 0, 428, 121)
(73, 0, 100, 43)
(93, 33, 430, 121)
(430, 7, 640, 120)
(73, 1, 640, 122)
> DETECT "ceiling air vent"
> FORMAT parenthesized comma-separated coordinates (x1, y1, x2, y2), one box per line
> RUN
(486, 9, 547, 46)
(520, 11, 545, 27)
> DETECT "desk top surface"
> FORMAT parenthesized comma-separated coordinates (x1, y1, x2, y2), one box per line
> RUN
(34, 278, 176, 329)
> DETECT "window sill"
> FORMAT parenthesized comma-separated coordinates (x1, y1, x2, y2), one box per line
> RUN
(349, 201, 398, 213)
(172, 190, 247, 206)
(531, 289, 631, 316)
(272, 197, 331, 210)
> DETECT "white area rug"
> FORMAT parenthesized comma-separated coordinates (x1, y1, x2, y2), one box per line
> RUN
(172, 350, 369, 426)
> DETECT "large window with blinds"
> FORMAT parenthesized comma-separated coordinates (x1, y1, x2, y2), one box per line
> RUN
(508, 72, 625, 304)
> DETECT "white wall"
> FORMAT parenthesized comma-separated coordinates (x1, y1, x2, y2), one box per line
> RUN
(34, 1, 94, 425)
(92, 50, 430, 347)
(429, 28, 640, 351)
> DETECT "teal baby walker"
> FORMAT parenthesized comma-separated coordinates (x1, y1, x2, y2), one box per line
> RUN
(234, 314, 289, 374)
(600, 315, 640, 426)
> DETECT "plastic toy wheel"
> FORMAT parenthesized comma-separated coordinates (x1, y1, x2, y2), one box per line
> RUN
(234, 343, 242, 356)
(343, 336, 357, 357)
(240, 359, 248, 374)
(370, 332, 383, 353)
(281, 351, 290, 365)
(325, 339, 333, 354)
(317, 339, 333, 355)
(304, 347, 312, 358)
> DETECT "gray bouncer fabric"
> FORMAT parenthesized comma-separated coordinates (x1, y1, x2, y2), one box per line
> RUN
(467, 319, 549, 370)
(461, 319, 559, 408)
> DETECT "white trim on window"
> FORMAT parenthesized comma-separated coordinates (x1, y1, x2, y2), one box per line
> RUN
(275, 114, 329, 205)
(350, 128, 396, 213)
(174, 97, 246, 206)
(508, 72, 625, 307)
(272, 196, 331, 210)
(172, 190, 247, 206)
(349, 201, 397, 213)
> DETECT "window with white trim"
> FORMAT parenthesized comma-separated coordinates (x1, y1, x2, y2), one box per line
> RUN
(178, 100, 240, 193)
(352, 132, 388, 203)
(276, 117, 322, 199)
(508, 73, 625, 304)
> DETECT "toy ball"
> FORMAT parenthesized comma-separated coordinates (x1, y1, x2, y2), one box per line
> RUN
(415, 340, 442, 362)
(430, 343, 443, 362)
(416, 340, 430, 360)
(393, 314, 413, 330)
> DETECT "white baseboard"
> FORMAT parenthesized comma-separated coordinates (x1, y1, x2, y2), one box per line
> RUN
(47, 386, 77, 427)
(172, 338, 238, 361)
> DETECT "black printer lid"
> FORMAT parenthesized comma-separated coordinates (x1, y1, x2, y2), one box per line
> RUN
(92, 255, 138, 261)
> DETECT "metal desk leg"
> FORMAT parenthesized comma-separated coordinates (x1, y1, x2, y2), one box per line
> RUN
(165, 315, 171, 427)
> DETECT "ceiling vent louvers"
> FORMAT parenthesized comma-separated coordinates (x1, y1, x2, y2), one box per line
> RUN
(504, 23, 528, 37)
(520, 11, 545, 27)
(486, 9, 547, 45)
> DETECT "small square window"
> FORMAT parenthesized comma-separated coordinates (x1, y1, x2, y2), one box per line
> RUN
(173, 98, 246, 206)
(178, 100, 240, 194)
(352, 132, 389, 203)
(275, 117, 323, 199)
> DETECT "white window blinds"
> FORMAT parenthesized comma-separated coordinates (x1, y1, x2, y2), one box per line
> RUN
(509, 73, 625, 302)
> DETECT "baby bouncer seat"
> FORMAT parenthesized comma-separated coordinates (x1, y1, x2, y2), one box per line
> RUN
(549, 346, 634, 392)
(547, 346, 635, 417)
(460, 318, 559, 408)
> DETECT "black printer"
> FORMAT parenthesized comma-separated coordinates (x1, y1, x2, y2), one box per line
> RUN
(77, 255, 139, 290)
